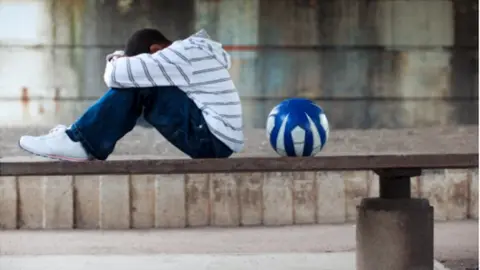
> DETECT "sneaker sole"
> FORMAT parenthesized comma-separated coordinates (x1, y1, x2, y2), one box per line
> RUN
(18, 141, 90, 162)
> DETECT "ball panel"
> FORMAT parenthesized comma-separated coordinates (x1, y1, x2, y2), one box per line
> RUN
(282, 115, 298, 157)
(266, 115, 275, 137)
(305, 113, 322, 152)
(269, 110, 288, 151)
(276, 147, 288, 157)
(274, 114, 289, 156)
(268, 104, 281, 117)
(302, 122, 314, 156)
(317, 114, 328, 150)
(319, 113, 329, 143)
(290, 126, 306, 157)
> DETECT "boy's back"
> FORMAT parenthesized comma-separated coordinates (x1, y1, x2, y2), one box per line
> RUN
(180, 31, 243, 153)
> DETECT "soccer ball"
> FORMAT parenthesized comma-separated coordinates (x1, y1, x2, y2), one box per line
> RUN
(266, 98, 329, 157)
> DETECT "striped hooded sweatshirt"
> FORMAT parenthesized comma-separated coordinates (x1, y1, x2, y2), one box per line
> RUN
(103, 30, 244, 153)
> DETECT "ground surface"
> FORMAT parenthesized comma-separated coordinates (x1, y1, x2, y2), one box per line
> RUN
(0, 221, 477, 269)
(1, 126, 477, 158)
(442, 259, 478, 270)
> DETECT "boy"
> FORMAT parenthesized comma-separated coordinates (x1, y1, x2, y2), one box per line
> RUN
(19, 29, 244, 161)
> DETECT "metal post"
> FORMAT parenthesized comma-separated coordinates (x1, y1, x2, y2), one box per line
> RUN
(375, 168, 420, 199)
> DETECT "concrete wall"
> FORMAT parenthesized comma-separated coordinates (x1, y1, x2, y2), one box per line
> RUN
(0, 169, 477, 229)
(0, 0, 477, 128)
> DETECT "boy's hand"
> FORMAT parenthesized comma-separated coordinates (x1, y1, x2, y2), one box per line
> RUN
(106, 50, 125, 62)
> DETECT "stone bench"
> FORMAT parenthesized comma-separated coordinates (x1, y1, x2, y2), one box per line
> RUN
(0, 126, 478, 270)
(0, 158, 477, 230)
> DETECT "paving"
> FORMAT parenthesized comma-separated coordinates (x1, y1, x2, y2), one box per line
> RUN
(0, 221, 477, 270)
(0, 253, 456, 270)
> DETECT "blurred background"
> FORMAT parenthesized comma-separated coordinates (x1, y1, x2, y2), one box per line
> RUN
(0, 0, 477, 129)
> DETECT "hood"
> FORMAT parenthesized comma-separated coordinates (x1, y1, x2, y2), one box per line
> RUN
(187, 29, 232, 69)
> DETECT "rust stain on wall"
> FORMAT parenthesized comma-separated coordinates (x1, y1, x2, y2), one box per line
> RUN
(38, 105, 45, 114)
(20, 87, 29, 105)
(54, 87, 60, 113)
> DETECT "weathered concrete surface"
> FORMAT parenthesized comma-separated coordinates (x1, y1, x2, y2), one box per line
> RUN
(356, 198, 434, 270)
(442, 259, 479, 270)
(0, 222, 476, 270)
(0, 0, 477, 129)
(0, 169, 476, 229)
(0, 253, 451, 270)
(0, 222, 476, 257)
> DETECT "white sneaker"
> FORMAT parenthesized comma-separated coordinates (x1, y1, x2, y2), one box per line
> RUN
(19, 125, 91, 162)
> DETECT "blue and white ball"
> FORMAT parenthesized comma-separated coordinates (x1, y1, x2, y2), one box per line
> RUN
(266, 98, 329, 157)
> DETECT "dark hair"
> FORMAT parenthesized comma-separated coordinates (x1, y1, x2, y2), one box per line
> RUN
(124, 28, 171, 56)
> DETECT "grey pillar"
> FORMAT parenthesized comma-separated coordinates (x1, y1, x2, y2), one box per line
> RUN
(356, 169, 434, 270)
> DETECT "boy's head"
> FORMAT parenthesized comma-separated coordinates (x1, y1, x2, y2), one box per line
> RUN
(124, 28, 172, 56)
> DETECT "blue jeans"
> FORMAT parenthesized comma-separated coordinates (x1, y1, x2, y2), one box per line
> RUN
(66, 86, 233, 160)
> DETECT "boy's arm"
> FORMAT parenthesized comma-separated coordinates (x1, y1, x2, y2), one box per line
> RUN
(103, 48, 193, 88)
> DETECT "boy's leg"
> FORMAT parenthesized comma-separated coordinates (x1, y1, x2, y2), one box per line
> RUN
(142, 86, 233, 159)
(66, 88, 144, 160)
(19, 88, 143, 161)
(19, 86, 232, 160)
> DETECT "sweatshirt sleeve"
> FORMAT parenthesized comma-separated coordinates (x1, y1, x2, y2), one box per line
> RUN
(103, 45, 193, 88)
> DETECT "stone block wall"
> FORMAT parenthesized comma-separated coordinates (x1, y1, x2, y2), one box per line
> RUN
(0, 169, 477, 230)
